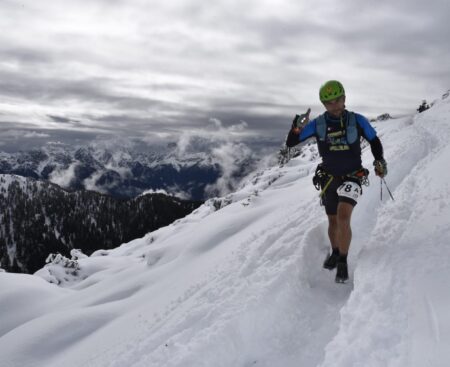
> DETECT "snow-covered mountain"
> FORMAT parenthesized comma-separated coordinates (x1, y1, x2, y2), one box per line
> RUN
(0, 175, 201, 274)
(1, 93, 450, 367)
(0, 142, 259, 201)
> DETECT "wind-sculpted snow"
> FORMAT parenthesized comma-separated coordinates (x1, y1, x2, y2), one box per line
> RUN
(1, 97, 450, 366)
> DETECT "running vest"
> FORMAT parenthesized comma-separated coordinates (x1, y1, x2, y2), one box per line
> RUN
(315, 111, 362, 176)
(316, 111, 358, 143)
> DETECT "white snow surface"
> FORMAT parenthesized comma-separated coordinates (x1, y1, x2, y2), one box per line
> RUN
(1, 97, 450, 367)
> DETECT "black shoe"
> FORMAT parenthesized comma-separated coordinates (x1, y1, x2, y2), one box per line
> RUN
(335, 262, 349, 283)
(323, 250, 339, 270)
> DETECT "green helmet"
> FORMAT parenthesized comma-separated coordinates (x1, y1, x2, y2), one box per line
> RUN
(319, 80, 345, 102)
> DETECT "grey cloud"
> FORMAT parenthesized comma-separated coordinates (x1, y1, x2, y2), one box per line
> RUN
(0, 67, 196, 124)
(48, 115, 80, 124)
(0, 0, 449, 154)
(0, 46, 53, 65)
(0, 69, 109, 102)
(0, 126, 102, 152)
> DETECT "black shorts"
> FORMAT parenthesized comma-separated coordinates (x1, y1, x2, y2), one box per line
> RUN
(322, 176, 360, 215)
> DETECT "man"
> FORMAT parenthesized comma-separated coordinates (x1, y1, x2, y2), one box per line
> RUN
(286, 80, 387, 283)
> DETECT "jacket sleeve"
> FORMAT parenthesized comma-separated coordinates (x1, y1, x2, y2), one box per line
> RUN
(355, 113, 377, 141)
(285, 119, 317, 147)
(369, 136, 384, 160)
(286, 129, 300, 147)
(355, 114, 384, 160)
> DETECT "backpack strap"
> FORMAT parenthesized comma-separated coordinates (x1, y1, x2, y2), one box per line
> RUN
(346, 112, 358, 144)
(316, 114, 327, 141)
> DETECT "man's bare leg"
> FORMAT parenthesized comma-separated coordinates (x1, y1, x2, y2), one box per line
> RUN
(327, 214, 339, 250)
(336, 202, 354, 255)
(334, 201, 354, 282)
(323, 214, 340, 270)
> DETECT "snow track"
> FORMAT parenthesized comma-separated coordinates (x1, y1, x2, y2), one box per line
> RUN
(320, 100, 450, 367)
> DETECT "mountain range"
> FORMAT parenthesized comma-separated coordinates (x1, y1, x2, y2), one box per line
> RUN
(0, 143, 258, 201)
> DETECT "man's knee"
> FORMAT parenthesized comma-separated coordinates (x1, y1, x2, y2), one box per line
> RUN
(337, 202, 353, 223)
(328, 215, 338, 227)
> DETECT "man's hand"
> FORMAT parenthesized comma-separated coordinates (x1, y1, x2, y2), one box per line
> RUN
(291, 116, 301, 135)
(373, 159, 388, 178)
(291, 126, 301, 135)
(291, 108, 311, 135)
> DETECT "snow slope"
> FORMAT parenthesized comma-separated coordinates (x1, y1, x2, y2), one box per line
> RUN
(1, 96, 450, 367)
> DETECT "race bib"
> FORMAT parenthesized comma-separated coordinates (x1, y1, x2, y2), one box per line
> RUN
(337, 181, 362, 202)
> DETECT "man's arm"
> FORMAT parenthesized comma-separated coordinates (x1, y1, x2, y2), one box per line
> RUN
(285, 119, 316, 147)
(355, 114, 384, 159)
(286, 128, 301, 147)
(355, 113, 387, 177)
(369, 136, 384, 161)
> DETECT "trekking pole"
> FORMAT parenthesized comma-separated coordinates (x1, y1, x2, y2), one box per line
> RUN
(382, 178, 395, 201)
(380, 178, 383, 201)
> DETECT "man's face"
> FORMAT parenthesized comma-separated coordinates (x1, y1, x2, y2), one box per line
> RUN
(323, 95, 346, 118)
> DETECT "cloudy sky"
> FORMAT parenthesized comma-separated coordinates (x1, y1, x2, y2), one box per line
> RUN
(0, 0, 449, 152)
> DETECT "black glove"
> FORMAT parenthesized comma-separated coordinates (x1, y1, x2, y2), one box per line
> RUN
(373, 159, 388, 178)
(292, 108, 311, 129)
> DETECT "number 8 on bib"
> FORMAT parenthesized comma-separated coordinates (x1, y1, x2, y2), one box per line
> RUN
(337, 181, 362, 203)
